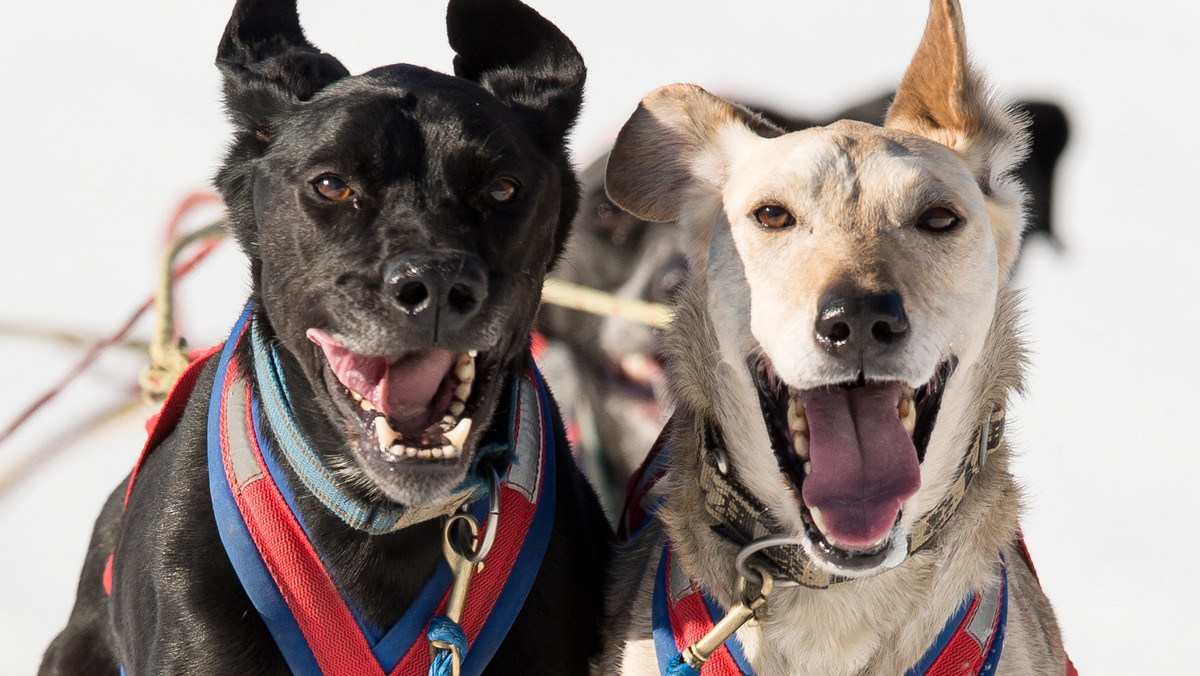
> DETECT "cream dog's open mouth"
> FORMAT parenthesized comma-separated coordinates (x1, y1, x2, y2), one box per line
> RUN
(307, 329, 483, 463)
(752, 357, 956, 568)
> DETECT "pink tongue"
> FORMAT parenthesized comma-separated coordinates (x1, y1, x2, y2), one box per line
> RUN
(306, 329, 457, 434)
(798, 382, 920, 550)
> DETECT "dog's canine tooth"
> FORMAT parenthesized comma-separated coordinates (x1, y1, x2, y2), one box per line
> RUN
(444, 417, 473, 450)
(374, 416, 398, 448)
(787, 398, 808, 433)
(793, 432, 810, 460)
(809, 505, 828, 534)
(456, 353, 476, 382)
(899, 389, 916, 433)
(467, 349, 478, 358)
(449, 400, 465, 417)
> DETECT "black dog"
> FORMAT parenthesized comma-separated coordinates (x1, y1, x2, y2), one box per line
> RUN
(40, 0, 610, 674)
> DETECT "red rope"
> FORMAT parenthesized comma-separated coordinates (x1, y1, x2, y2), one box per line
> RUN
(0, 192, 225, 450)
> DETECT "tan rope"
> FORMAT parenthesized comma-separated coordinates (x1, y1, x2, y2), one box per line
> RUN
(138, 221, 229, 401)
(540, 277, 674, 329)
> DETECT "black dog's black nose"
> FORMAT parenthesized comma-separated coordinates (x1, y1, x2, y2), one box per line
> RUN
(383, 250, 487, 326)
(815, 289, 909, 355)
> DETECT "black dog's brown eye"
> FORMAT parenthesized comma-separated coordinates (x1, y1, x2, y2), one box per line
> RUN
(313, 175, 353, 202)
(916, 207, 960, 232)
(754, 205, 795, 229)
(484, 177, 519, 205)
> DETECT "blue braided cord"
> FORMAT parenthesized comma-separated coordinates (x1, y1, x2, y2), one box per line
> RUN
(666, 654, 701, 676)
(428, 615, 469, 676)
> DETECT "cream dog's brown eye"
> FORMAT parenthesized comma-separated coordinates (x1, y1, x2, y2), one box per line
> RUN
(485, 177, 520, 205)
(754, 205, 795, 229)
(916, 207, 960, 232)
(313, 175, 353, 202)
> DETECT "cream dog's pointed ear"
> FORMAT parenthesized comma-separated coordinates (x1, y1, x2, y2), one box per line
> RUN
(886, 0, 1028, 194)
(605, 84, 782, 223)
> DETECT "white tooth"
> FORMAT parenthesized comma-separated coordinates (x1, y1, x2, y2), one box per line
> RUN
(810, 506, 828, 534)
(360, 398, 375, 413)
(787, 398, 808, 433)
(350, 390, 363, 402)
(455, 382, 473, 402)
(456, 354, 476, 382)
(441, 444, 457, 459)
(443, 414, 457, 424)
(793, 433, 810, 460)
(803, 460, 813, 476)
(449, 400, 465, 417)
(374, 416, 397, 448)
(444, 417, 473, 450)
(468, 349, 478, 358)
(417, 449, 432, 460)
(430, 446, 444, 459)
(405, 446, 418, 458)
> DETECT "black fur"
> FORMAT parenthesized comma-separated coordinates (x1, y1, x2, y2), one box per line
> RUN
(41, 1, 610, 673)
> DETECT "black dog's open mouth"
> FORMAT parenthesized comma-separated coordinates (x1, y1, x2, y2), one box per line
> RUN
(307, 329, 485, 464)
(752, 357, 957, 569)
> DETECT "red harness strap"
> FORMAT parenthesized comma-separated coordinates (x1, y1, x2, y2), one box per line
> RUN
(102, 346, 220, 595)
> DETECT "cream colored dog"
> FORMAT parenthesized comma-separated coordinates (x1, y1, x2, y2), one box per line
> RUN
(598, 1, 1069, 674)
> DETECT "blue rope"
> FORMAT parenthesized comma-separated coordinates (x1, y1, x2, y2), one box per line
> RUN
(428, 615, 469, 676)
(666, 653, 701, 676)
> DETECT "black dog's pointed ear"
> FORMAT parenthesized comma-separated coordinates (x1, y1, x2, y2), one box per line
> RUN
(447, 0, 585, 149)
(216, 0, 349, 134)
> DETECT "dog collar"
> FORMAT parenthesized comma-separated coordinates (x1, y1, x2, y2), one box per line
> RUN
(650, 538, 1009, 676)
(694, 407, 1004, 588)
(207, 305, 557, 675)
(249, 312, 505, 535)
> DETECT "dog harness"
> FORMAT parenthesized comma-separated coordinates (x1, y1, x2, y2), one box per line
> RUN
(107, 304, 556, 676)
(649, 539, 1008, 676)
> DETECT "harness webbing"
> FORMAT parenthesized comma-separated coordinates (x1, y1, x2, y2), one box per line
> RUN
(107, 304, 557, 675)
(650, 537, 1008, 676)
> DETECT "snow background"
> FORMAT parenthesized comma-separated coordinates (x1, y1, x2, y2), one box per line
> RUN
(2, 0, 1197, 673)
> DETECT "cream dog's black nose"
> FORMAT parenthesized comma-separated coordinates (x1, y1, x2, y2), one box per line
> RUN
(384, 250, 488, 326)
(815, 289, 909, 355)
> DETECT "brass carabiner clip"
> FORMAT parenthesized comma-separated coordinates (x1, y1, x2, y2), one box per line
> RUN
(679, 562, 774, 669)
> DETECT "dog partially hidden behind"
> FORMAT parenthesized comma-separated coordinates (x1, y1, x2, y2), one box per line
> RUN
(598, 0, 1069, 674)
(40, 0, 611, 673)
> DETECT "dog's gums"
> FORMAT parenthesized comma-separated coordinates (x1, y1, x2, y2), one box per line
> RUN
(754, 357, 957, 561)
(307, 329, 480, 463)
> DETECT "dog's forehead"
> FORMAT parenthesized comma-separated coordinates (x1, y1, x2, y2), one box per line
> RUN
(725, 121, 981, 222)
(278, 65, 535, 159)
